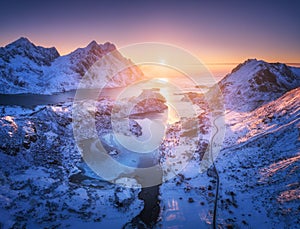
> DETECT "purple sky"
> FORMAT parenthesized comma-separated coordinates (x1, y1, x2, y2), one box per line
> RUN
(1, 0, 299, 76)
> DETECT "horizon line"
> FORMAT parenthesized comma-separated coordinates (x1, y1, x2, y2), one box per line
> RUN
(205, 62, 300, 66)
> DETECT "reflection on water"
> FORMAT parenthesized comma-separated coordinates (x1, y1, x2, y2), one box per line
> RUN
(160, 194, 212, 228)
(165, 199, 185, 222)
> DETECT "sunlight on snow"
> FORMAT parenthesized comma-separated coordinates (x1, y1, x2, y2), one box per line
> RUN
(3, 116, 18, 136)
(259, 153, 300, 182)
(277, 188, 300, 203)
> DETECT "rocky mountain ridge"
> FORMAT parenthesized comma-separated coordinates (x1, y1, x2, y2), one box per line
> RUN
(0, 37, 143, 94)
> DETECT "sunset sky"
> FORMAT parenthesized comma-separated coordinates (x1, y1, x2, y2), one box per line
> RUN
(1, 0, 299, 77)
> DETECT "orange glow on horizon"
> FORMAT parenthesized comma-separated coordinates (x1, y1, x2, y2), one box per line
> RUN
(1, 35, 299, 80)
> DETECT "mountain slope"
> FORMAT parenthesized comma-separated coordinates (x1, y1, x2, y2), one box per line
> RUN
(157, 85, 300, 228)
(224, 86, 300, 148)
(211, 59, 300, 112)
(216, 87, 300, 227)
(0, 38, 143, 94)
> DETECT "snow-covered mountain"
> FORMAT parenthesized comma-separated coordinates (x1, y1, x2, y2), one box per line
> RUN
(211, 59, 300, 112)
(0, 37, 143, 94)
(0, 44, 300, 228)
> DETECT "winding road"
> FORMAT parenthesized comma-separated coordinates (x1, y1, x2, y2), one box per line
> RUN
(211, 115, 221, 229)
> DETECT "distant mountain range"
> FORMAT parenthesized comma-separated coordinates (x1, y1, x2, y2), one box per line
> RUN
(0, 37, 143, 94)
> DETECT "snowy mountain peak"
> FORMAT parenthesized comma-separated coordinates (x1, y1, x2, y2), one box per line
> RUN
(2, 37, 60, 66)
(230, 58, 295, 78)
(213, 59, 300, 112)
(230, 58, 261, 74)
(99, 42, 116, 52)
(7, 37, 33, 48)
(67, 41, 118, 76)
(87, 40, 98, 48)
(71, 40, 116, 56)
